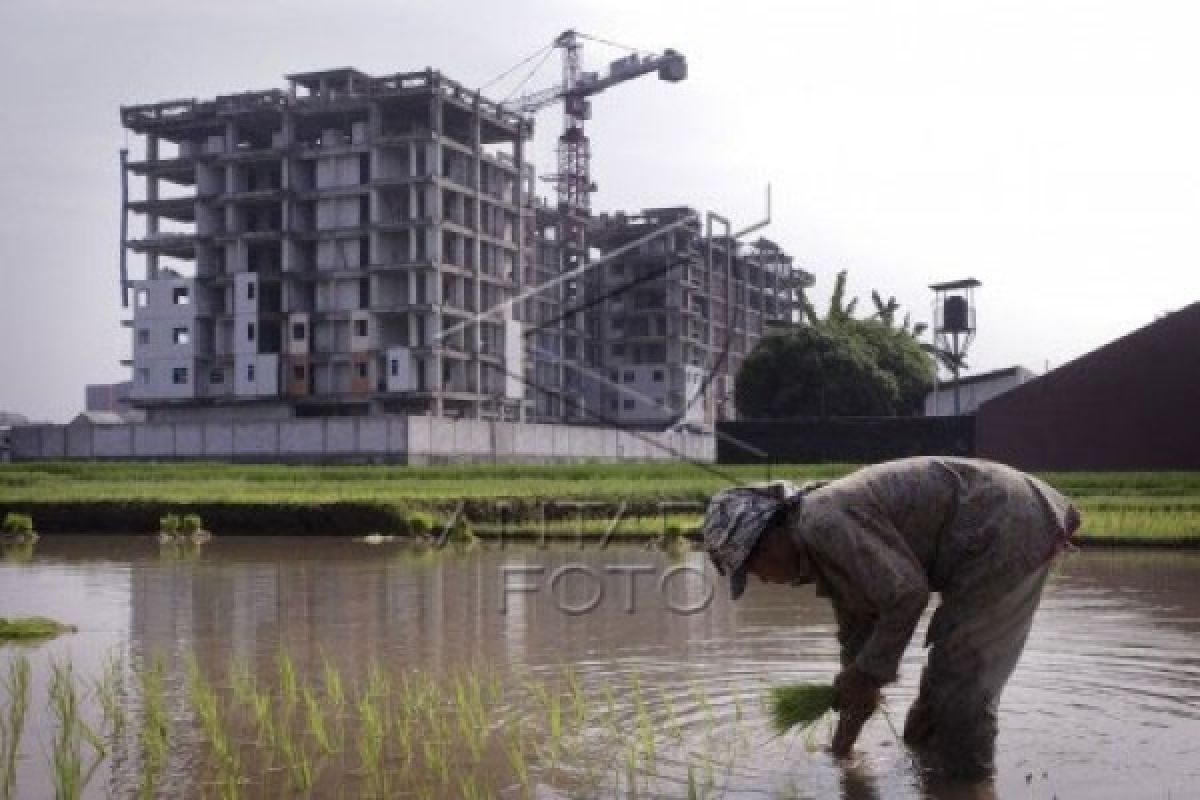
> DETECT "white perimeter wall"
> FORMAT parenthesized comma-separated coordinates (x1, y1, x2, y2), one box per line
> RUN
(10, 418, 714, 463)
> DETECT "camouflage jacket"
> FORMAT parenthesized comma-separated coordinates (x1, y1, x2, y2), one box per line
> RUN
(782, 457, 1076, 684)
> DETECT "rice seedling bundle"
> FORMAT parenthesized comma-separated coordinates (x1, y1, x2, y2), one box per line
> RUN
(766, 683, 837, 736)
(0, 617, 76, 641)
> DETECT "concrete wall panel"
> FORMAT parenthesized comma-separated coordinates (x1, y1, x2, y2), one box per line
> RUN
(66, 423, 93, 458)
(280, 421, 324, 454)
(136, 425, 176, 457)
(93, 425, 134, 458)
(204, 423, 234, 457)
(174, 424, 205, 457)
(232, 423, 277, 455)
(325, 419, 356, 453)
(357, 419, 389, 453)
(40, 427, 67, 459)
(387, 418, 407, 453)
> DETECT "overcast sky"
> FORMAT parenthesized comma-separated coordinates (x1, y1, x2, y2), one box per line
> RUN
(2, 0, 1197, 422)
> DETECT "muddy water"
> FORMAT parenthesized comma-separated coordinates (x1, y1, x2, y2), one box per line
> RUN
(1, 538, 1199, 798)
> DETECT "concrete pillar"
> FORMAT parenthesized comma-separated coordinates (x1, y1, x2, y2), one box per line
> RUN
(470, 101, 484, 416)
(430, 89, 445, 417)
(145, 135, 160, 277)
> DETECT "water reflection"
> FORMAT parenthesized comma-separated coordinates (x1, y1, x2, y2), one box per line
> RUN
(1, 540, 1198, 798)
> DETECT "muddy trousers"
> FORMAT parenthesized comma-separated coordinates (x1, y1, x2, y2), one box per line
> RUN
(903, 563, 1052, 779)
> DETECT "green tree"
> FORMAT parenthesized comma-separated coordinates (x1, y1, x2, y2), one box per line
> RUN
(737, 271, 935, 417)
(736, 327, 901, 417)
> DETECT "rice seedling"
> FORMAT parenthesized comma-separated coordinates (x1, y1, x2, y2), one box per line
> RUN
(1, 656, 31, 800)
(229, 657, 256, 708)
(250, 690, 275, 749)
(355, 689, 387, 797)
(277, 724, 315, 795)
(91, 653, 125, 744)
(302, 686, 333, 757)
(137, 655, 170, 799)
(0, 513, 34, 536)
(503, 726, 531, 798)
(179, 514, 204, 536)
(0, 616, 77, 642)
(766, 683, 837, 737)
(0, 540, 35, 564)
(278, 650, 299, 717)
(48, 660, 104, 800)
(158, 514, 181, 535)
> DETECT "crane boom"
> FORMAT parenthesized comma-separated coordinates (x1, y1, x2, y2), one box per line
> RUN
(503, 30, 687, 212)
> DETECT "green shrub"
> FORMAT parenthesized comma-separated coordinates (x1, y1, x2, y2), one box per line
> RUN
(1, 512, 34, 535)
(447, 515, 475, 542)
(180, 514, 204, 535)
(406, 511, 436, 537)
(159, 514, 182, 535)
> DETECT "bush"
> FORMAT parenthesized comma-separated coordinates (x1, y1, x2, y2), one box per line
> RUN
(180, 514, 204, 535)
(447, 514, 475, 542)
(2, 512, 34, 535)
(406, 511, 436, 537)
(159, 513, 182, 535)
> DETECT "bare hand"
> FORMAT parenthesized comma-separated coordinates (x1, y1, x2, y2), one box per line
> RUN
(831, 666, 881, 757)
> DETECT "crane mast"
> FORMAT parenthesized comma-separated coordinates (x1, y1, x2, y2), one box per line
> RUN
(507, 30, 687, 213)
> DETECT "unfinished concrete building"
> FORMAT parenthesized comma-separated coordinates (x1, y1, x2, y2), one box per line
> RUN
(582, 207, 812, 428)
(119, 65, 807, 431)
(121, 68, 534, 421)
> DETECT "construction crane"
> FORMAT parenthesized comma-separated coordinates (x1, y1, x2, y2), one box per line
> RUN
(500, 30, 687, 214)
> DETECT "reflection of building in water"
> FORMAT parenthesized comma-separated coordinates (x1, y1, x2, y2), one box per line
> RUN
(125, 542, 759, 680)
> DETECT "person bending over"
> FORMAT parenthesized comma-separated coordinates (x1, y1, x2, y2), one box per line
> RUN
(703, 457, 1079, 779)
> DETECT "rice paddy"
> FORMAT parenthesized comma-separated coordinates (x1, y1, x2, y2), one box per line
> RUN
(3, 462, 1199, 544)
(0, 650, 770, 799)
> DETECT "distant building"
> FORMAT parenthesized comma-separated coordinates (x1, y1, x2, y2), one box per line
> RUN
(118, 67, 804, 430)
(977, 304, 1200, 469)
(925, 366, 1035, 417)
(86, 382, 134, 414)
(0, 412, 29, 463)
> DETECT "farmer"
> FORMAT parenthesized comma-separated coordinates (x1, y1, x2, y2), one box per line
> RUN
(703, 457, 1079, 779)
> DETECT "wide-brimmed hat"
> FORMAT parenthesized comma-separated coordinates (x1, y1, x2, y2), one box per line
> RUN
(702, 481, 799, 600)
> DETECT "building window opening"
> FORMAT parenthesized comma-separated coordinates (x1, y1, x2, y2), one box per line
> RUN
(172, 287, 190, 305)
(354, 319, 369, 337)
(137, 329, 150, 345)
(172, 327, 190, 345)
(292, 322, 306, 340)
(247, 364, 256, 382)
(247, 323, 256, 342)
(172, 367, 189, 385)
(209, 369, 224, 384)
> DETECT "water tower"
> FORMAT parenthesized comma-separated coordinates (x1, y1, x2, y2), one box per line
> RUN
(930, 278, 982, 415)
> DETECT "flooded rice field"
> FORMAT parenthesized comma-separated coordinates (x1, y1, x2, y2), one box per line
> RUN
(1, 537, 1199, 799)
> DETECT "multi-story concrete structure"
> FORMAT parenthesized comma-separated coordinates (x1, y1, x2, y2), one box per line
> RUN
(582, 207, 812, 428)
(120, 66, 805, 430)
(122, 68, 533, 421)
